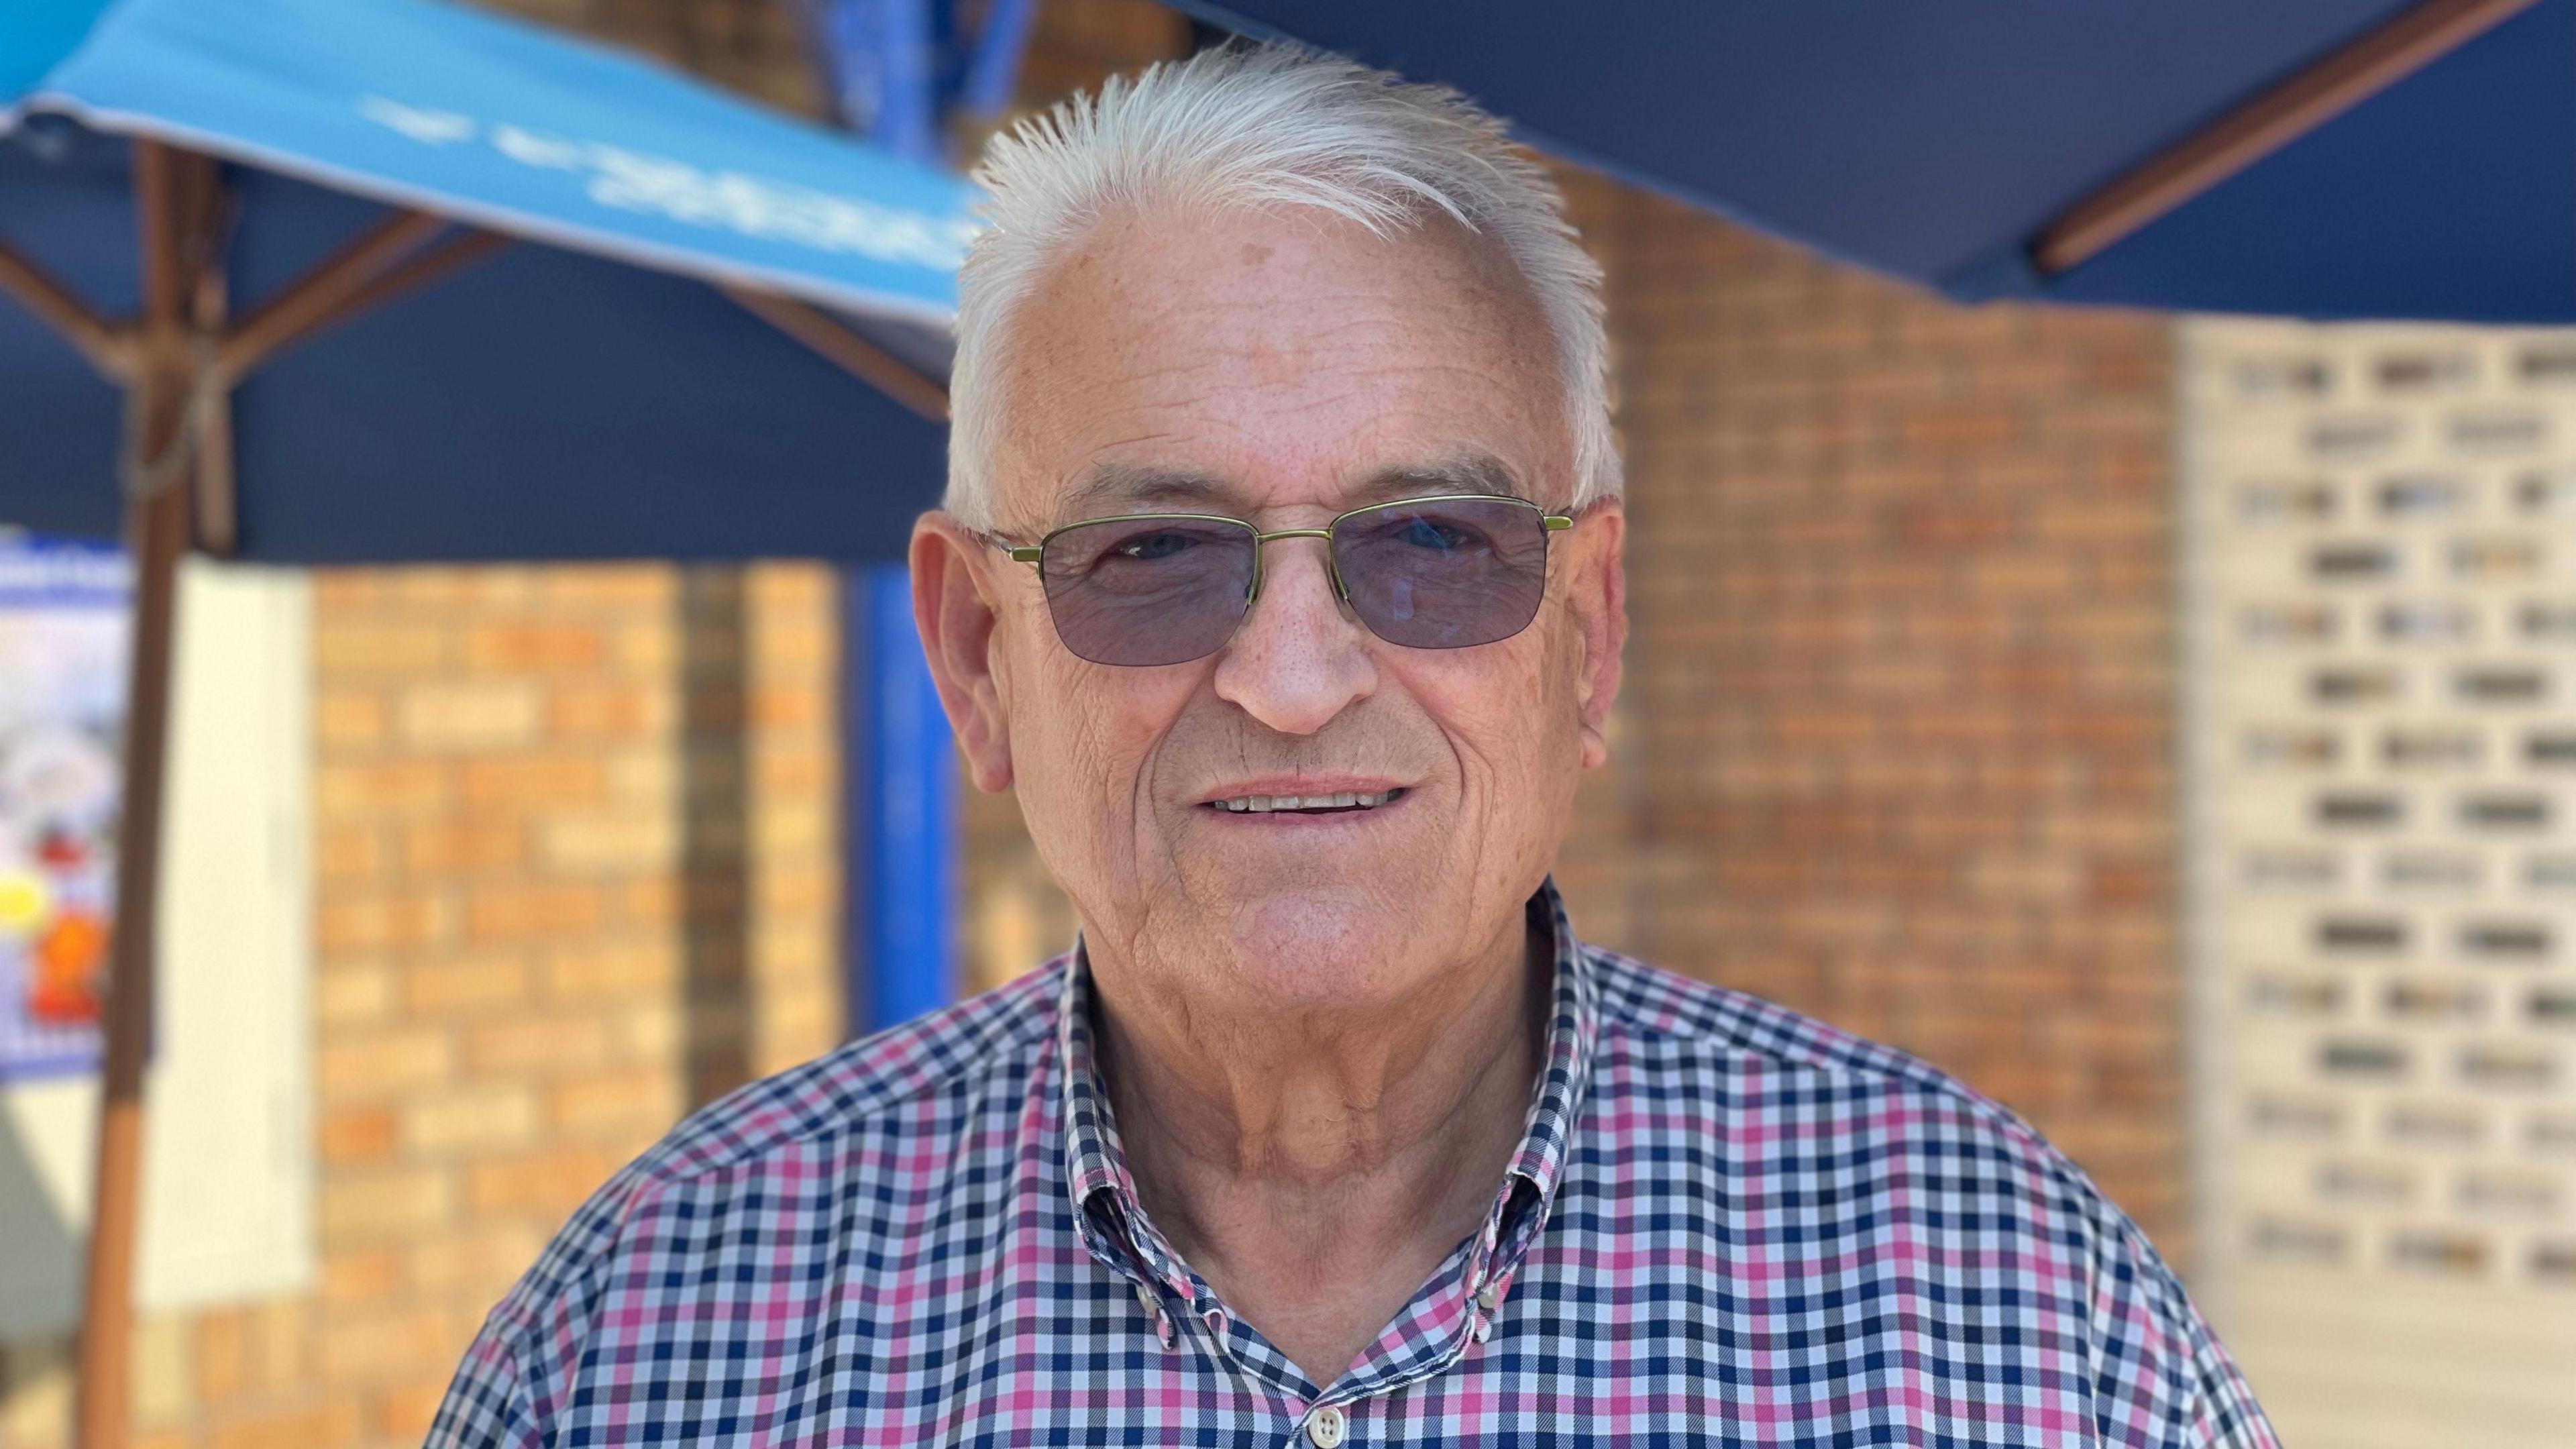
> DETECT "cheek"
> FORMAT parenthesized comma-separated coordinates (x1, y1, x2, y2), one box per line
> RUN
(1014, 645, 1198, 812)
(1401, 634, 1585, 788)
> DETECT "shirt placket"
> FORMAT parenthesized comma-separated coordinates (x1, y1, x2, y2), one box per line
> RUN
(1318, 1173, 1551, 1421)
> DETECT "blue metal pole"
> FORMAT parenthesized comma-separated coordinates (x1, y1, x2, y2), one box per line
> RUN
(816, 0, 943, 162)
(847, 562, 957, 1033)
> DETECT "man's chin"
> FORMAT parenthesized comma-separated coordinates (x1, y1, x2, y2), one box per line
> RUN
(1189, 879, 1443, 1010)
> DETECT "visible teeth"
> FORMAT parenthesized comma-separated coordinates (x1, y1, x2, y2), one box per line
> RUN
(1215, 788, 1400, 813)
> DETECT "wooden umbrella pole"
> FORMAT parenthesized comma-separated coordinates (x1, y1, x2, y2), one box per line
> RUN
(73, 447, 188, 1449)
(74, 139, 204, 1449)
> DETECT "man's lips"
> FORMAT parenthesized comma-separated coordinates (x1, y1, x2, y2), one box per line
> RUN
(1195, 778, 1412, 816)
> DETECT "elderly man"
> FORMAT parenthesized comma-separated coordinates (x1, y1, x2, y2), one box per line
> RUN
(431, 44, 2275, 1448)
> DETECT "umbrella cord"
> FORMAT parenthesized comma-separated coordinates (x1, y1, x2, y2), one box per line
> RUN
(117, 352, 223, 503)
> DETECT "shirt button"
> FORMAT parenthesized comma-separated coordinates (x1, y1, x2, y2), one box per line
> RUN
(1305, 1404, 1348, 1448)
(1475, 1282, 1501, 1312)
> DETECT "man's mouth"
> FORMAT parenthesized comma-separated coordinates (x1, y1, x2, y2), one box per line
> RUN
(1203, 788, 1407, 815)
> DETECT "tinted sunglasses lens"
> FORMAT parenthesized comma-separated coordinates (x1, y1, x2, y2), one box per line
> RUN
(1038, 517, 1256, 666)
(1334, 499, 1550, 649)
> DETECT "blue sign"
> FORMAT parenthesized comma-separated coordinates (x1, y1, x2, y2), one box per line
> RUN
(0, 534, 129, 1080)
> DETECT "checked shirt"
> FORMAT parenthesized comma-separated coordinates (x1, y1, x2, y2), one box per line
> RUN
(428, 882, 2279, 1447)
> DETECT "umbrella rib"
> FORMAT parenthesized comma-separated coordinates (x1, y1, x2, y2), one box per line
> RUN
(2031, 0, 2542, 274)
(0, 231, 134, 381)
(218, 227, 510, 380)
(216, 209, 450, 378)
(722, 284, 951, 422)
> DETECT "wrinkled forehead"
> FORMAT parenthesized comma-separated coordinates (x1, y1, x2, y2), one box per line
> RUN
(989, 204, 1568, 531)
(1055, 450, 1535, 522)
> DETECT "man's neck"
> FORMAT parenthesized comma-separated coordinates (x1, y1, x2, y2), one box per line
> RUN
(1089, 911, 1549, 1387)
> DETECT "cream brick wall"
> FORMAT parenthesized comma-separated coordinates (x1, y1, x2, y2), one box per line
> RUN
(2180, 319, 2576, 1448)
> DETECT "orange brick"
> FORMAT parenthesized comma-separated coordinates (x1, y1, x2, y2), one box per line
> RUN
(541, 939, 678, 1002)
(384, 565, 535, 611)
(465, 881, 607, 943)
(374, 1379, 453, 1443)
(548, 1068, 679, 1138)
(311, 1306, 470, 1389)
(549, 682, 673, 739)
(312, 622, 447, 674)
(319, 1247, 400, 1308)
(206, 1403, 364, 1449)
(533, 564, 674, 610)
(402, 1223, 548, 1299)
(319, 1107, 398, 1167)
(616, 875, 682, 928)
(397, 681, 543, 751)
(459, 755, 607, 810)
(318, 1165, 456, 1245)
(539, 812, 679, 873)
(317, 1026, 453, 1101)
(313, 824, 386, 885)
(400, 953, 533, 1016)
(463, 621, 606, 672)
(466, 1144, 631, 1218)
(315, 963, 395, 1028)
(314, 760, 449, 822)
(402, 1085, 542, 1155)
(466, 1013, 614, 1077)
(400, 818, 527, 875)
(314, 688, 388, 749)
(310, 569, 384, 610)
(315, 890, 451, 956)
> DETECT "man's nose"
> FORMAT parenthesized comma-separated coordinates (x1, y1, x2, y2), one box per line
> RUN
(1211, 535, 1376, 735)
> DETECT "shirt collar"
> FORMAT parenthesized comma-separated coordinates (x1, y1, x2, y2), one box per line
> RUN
(1056, 877, 1599, 1285)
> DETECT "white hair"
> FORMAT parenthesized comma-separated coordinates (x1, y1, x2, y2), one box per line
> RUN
(943, 41, 1619, 530)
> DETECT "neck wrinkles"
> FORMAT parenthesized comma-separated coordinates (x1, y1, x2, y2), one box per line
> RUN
(1057, 881, 1597, 1256)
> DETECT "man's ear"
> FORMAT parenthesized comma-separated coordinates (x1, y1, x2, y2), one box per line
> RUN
(1568, 501, 1627, 771)
(911, 513, 1016, 793)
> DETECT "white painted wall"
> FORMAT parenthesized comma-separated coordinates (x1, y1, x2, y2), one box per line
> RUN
(0, 559, 313, 1335)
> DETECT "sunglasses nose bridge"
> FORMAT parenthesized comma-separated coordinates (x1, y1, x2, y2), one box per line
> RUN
(1246, 527, 1348, 604)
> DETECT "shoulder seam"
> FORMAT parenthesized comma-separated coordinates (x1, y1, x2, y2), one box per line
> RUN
(1582, 946, 2084, 1187)
(639, 964, 1064, 1189)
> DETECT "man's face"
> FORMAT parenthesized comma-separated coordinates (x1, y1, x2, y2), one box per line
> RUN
(917, 205, 1624, 1014)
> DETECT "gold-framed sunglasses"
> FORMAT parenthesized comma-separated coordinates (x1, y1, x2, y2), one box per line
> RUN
(994, 493, 1574, 667)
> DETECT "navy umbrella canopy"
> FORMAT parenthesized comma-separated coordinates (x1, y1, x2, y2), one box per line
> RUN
(3, 0, 974, 561)
(1161, 0, 2575, 323)
(1, 125, 953, 561)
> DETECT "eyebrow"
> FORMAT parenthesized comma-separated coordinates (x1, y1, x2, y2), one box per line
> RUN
(1059, 463, 1234, 516)
(1054, 451, 1531, 521)
(1354, 452, 1528, 505)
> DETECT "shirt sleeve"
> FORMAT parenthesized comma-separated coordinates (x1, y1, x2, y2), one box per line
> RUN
(422, 1157, 663, 1448)
(423, 1328, 543, 1449)
(2085, 1205, 2282, 1449)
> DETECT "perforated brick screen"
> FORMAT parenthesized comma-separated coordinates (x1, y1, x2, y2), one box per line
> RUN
(2182, 319, 2576, 1447)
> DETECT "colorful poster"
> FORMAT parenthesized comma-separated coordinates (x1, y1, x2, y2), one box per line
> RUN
(0, 535, 129, 1081)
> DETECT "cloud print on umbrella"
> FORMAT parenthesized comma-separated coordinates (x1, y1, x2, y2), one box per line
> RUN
(352, 94, 981, 271)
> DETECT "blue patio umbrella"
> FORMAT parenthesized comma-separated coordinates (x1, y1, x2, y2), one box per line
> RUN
(1, 1, 972, 1437)
(1163, 0, 2573, 323)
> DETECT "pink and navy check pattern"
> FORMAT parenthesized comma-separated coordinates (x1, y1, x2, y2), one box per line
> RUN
(429, 883, 2277, 1446)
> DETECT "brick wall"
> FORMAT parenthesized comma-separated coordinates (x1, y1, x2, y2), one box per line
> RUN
(1560, 182, 2186, 1251)
(0, 560, 843, 1449)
